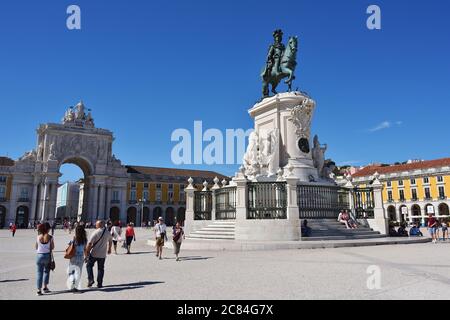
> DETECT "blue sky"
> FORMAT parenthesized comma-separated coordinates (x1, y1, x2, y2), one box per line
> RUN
(1, 0, 449, 181)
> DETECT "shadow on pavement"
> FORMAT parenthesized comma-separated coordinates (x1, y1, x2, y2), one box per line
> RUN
(0, 278, 29, 283)
(178, 256, 214, 261)
(44, 281, 164, 295)
(99, 281, 164, 292)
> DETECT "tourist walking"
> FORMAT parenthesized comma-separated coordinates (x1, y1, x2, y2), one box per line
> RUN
(125, 223, 136, 254)
(172, 222, 185, 261)
(154, 217, 167, 260)
(110, 221, 122, 254)
(10, 223, 17, 237)
(85, 220, 112, 288)
(35, 222, 54, 296)
(66, 225, 87, 292)
(51, 221, 56, 236)
(428, 214, 438, 243)
(441, 219, 448, 241)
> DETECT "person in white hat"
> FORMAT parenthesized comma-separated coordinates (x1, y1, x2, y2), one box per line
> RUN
(154, 217, 167, 260)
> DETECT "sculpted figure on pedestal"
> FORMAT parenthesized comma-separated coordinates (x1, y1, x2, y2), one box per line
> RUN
(243, 131, 260, 180)
(312, 135, 327, 177)
(260, 129, 279, 177)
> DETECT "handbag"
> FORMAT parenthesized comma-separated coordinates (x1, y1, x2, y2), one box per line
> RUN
(49, 253, 56, 271)
(64, 239, 76, 259)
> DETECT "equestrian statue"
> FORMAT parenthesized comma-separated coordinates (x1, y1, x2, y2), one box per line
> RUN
(261, 29, 298, 98)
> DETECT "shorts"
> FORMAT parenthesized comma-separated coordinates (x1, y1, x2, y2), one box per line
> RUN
(442, 227, 448, 232)
(156, 237, 164, 247)
(112, 240, 117, 246)
(429, 227, 437, 235)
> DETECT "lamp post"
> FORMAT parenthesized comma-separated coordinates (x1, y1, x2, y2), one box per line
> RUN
(138, 198, 146, 227)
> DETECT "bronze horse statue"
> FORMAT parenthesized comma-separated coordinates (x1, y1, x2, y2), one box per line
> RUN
(261, 36, 298, 98)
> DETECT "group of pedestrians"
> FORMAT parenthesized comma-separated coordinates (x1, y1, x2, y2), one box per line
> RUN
(427, 214, 449, 243)
(33, 216, 185, 295)
(388, 214, 449, 242)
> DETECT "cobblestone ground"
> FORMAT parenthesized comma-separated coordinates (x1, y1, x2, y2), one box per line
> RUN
(0, 229, 449, 300)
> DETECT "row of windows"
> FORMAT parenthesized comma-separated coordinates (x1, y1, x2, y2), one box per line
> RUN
(386, 176, 444, 187)
(129, 190, 185, 202)
(387, 186, 446, 202)
(0, 186, 28, 200)
(0, 176, 7, 183)
(129, 182, 185, 191)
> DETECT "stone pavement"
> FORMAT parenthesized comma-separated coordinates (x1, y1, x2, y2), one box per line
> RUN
(0, 229, 449, 300)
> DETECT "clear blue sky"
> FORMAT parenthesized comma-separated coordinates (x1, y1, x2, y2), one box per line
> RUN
(1, 0, 449, 181)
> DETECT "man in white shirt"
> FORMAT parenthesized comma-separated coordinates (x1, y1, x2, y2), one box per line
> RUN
(154, 217, 167, 260)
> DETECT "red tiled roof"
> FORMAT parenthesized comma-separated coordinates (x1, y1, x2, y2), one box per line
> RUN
(126, 165, 228, 180)
(0, 157, 14, 167)
(352, 158, 450, 178)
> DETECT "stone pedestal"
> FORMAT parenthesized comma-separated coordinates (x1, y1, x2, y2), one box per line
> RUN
(244, 92, 319, 182)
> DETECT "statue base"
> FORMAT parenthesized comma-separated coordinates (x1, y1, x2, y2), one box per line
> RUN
(242, 91, 319, 183)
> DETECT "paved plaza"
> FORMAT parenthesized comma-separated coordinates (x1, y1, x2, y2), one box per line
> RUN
(0, 229, 449, 300)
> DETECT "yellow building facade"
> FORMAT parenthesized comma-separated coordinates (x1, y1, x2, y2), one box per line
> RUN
(352, 158, 450, 226)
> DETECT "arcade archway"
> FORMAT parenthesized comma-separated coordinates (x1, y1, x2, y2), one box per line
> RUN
(127, 207, 137, 225)
(0, 205, 6, 228)
(438, 203, 449, 216)
(165, 207, 175, 226)
(387, 206, 396, 222)
(177, 207, 186, 225)
(110, 207, 120, 223)
(16, 206, 29, 228)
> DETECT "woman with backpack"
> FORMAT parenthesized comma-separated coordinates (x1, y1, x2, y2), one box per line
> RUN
(65, 225, 87, 292)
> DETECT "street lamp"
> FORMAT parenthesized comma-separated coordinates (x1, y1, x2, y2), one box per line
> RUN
(138, 198, 146, 227)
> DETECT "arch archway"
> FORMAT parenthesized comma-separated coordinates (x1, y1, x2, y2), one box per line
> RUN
(0, 205, 6, 229)
(58, 158, 93, 222)
(127, 207, 137, 225)
(143, 207, 150, 225)
(153, 207, 162, 223)
(438, 203, 449, 216)
(411, 204, 421, 223)
(110, 207, 120, 223)
(387, 206, 396, 222)
(177, 207, 186, 225)
(16, 206, 29, 228)
(165, 207, 175, 226)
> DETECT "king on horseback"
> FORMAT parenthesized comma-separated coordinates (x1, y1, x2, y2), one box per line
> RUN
(261, 29, 298, 98)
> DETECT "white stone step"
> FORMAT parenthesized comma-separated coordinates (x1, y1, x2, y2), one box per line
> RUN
(194, 230, 235, 235)
(187, 234, 235, 240)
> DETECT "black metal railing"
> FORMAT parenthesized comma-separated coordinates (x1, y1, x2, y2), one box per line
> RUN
(128, 200, 137, 205)
(247, 182, 287, 219)
(17, 197, 29, 202)
(297, 184, 350, 219)
(0, 197, 7, 202)
(194, 191, 212, 220)
(353, 187, 375, 219)
(215, 187, 236, 220)
(111, 200, 120, 204)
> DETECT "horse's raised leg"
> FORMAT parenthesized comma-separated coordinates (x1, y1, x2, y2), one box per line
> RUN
(271, 82, 278, 95)
(262, 81, 269, 98)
